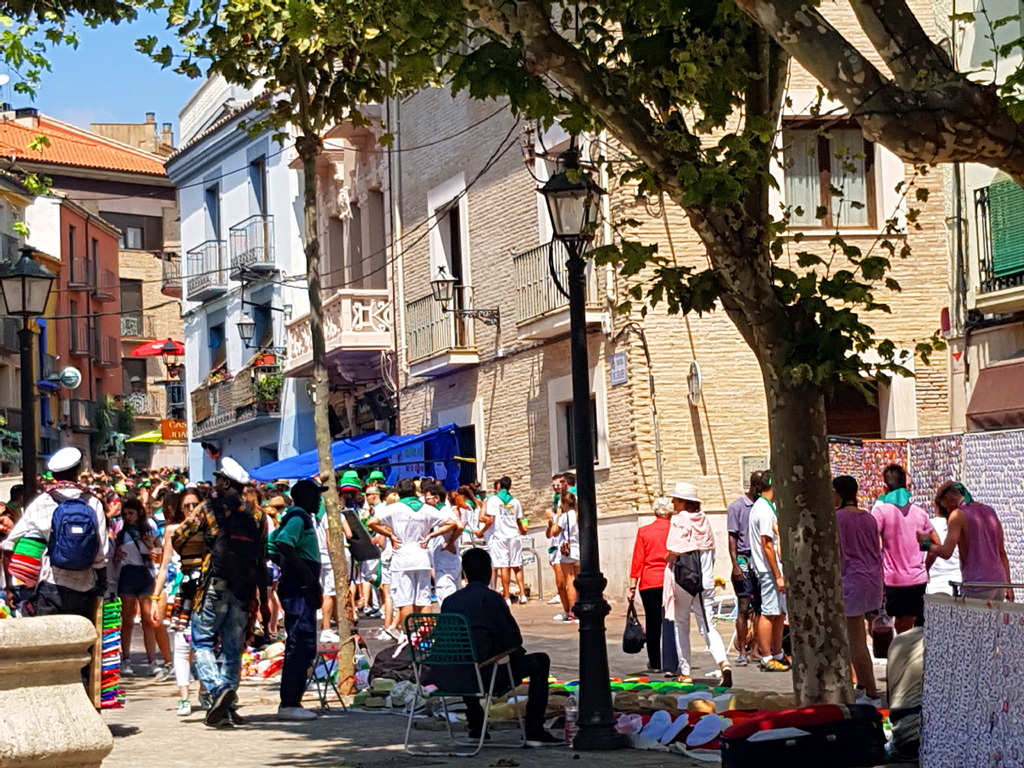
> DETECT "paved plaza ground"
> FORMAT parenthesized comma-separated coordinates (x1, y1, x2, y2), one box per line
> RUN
(100, 598, 890, 768)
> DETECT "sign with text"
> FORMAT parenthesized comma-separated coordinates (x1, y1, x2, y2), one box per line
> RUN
(609, 352, 628, 387)
(161, 419, 188, 442)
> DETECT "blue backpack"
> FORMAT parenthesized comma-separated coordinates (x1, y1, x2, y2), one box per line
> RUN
(48, 491, 100, 571)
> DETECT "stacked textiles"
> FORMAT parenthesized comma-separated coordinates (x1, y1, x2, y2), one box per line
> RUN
(100, 599, 123, 709)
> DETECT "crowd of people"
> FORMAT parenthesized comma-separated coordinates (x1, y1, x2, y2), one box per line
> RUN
(0, 449, 570, 731)
(629, 464, 1013, 710)
(0, 447, 1011, 743)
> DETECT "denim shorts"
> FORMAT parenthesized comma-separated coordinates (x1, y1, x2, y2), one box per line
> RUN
(118, 564, 155, 597)
(757, 571, 787, 617)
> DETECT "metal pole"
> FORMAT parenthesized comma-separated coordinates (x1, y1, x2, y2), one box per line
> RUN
(19, 321, 36, 496)
(566, 242, 625, 751)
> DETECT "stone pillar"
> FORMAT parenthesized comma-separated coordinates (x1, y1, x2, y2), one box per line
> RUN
(0, 615, 113, 768)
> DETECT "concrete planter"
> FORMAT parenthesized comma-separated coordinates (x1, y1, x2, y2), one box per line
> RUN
(0, 615, 113, 767)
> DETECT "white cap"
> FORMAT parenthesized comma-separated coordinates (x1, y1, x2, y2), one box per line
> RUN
(669, 481, 702, 503)
(215, 456, 250, 486)
(47, 446, 83, 473)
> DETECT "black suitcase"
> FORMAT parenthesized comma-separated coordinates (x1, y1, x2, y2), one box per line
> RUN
(721, 705, 886, 768)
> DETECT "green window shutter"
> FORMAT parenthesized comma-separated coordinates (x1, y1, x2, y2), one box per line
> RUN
(987, 177, 1024, 278)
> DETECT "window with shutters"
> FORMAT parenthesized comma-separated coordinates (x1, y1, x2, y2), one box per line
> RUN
(976, 176, 1024, 294)
(782, 123, 876, 229)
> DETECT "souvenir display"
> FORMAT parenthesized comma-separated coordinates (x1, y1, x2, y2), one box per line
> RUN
(908, 434, 964, 508)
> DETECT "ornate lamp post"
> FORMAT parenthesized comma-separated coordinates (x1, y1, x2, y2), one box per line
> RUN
(0, 248, 56, 494)
(539, 141, 624, 751)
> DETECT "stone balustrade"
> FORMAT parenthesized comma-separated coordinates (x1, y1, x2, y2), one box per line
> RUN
(0, 615, 113, 767)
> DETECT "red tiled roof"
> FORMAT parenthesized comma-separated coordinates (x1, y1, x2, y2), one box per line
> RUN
(0, 114, 167, 176)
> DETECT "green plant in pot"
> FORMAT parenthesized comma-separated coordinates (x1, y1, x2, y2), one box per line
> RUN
(255, 372, 284, 408)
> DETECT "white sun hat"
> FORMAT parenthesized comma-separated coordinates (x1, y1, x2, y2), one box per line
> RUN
(669, 481, 702, 503)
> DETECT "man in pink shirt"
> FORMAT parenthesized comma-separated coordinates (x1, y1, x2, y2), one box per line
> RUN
(872, 464, 933, 633)
(921, 482, 1013, 602)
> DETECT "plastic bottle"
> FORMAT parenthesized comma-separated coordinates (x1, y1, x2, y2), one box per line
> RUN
(564, 695, 579, 746)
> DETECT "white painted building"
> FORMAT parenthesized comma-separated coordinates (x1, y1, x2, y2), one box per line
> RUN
(167, 77, 314, 477)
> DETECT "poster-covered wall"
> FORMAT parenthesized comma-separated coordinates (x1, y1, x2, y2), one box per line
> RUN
(964, 430, 1024, 583)
(922, 595, 1024, 768)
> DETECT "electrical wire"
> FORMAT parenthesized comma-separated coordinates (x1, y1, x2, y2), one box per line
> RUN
(47, 117, 523, 322)
(36, 104, 511, 204)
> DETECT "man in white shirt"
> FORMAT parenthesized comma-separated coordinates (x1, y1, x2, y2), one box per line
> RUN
(2, 447, 107, 619)
(486, 476, 529, 605)
(747, 471, 788, 672)
(368, 478, 460, 630)
(424, 480, 462, 603)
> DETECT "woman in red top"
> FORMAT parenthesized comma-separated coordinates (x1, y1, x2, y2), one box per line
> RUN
(628, 497, 675, 673)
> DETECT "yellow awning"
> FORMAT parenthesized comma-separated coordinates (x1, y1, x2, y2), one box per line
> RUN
(126, 430, 163, 444)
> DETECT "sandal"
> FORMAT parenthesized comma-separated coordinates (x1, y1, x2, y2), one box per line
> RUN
(676, 675, 693, 684)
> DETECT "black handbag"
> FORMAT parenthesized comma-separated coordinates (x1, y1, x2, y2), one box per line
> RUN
(622, 599, 646, 654)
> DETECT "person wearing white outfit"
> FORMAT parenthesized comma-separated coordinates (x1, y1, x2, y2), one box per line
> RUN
(663, 482, 732, 688)
(485, 476, 529, 604)
(423, 481, 462, 603)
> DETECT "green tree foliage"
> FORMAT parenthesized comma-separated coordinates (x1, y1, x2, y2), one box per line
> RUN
(131, 0, 950, 703)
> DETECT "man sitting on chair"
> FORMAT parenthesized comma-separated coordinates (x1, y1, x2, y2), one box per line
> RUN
(436, 548, 561, 746)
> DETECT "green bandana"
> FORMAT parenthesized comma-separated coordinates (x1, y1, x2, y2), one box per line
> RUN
(496, 489, 514, 505)
(955, 482, 973, 505)
(879, 488, 912, 507)
(401, 497, 424, 512)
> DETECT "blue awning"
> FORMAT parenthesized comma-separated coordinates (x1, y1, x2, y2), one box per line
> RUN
(249, 423, 462, 489)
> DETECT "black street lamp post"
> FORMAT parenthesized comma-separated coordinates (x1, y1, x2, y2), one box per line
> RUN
(0, 248, 56, 495)
(539, 142, 625, 751)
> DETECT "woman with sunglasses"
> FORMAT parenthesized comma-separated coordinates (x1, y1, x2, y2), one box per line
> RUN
(151, 488, 206, 715)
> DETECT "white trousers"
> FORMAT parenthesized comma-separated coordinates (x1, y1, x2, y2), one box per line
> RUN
(673, 584, 727, 676)
(171, 628, 192, 689)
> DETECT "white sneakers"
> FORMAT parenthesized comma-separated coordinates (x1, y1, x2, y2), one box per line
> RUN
(278, 706, 318, 721)
(177, 699, 192, 717)
(318, 628, 340, 643)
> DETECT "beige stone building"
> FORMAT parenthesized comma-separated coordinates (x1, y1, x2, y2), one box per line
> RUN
(384, 31, 954, 597)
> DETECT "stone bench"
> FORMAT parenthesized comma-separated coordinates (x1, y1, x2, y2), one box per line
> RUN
(0, 615, 113, 768)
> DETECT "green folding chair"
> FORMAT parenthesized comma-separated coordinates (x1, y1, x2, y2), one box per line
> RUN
(403, 612, 526, 756)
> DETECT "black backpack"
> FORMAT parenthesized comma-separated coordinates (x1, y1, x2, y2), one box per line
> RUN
(673, 550, 704, 596)
(209, 498, 264, 606)
(343, 507, 381, 563)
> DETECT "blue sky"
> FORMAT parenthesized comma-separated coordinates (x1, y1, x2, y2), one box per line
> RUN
(19, 10, 199, 140)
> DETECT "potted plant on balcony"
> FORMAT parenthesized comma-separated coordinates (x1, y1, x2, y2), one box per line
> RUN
(254, 371, 284, 412)
(253, 350, 276, 367)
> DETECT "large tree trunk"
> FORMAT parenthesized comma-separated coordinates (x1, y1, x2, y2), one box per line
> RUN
(298, 136, 355, 693)
(760, 368, 852, 704)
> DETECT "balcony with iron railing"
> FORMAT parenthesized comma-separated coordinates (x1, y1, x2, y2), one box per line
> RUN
(93, 269, 117, 301)
(39, 353, 58, 388)
(229, 214, 276, 278)
(405, 285, 479, 377)
(125, 390, 160, 417)
(70, 398, 97, 433)
(0, 407, 22, 432)
(186, 240, 228, 302)
(284, 288, 393, 378)
(161, 253, 182, 298)
(121, 313, 156, 339)
(975, 184, 1024, 314)
(165, 380, 186, 419)
(191, 366, 283, 440)
(512, 240, 603, 339)
(70, 319, 95, 358)
(0, 317, 19, 354)
(67, 257, 96, 291)
(1, 232, 19, 263)
(95, 334, 118, 367)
